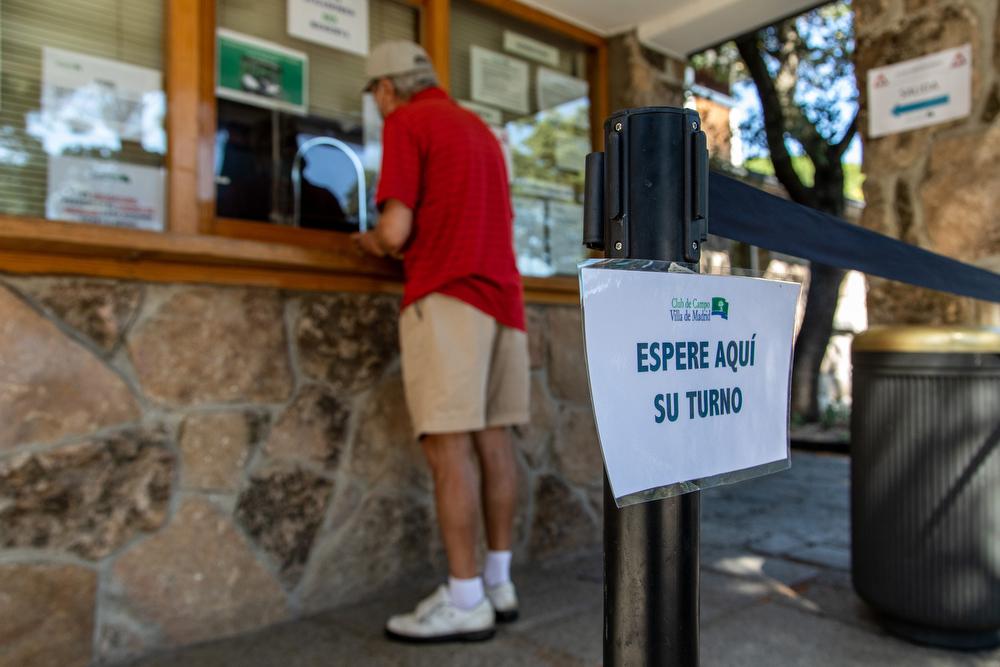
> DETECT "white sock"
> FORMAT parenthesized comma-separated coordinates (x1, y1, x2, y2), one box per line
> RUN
(448, 576, 485, 610)
(484, 550, 512, 588)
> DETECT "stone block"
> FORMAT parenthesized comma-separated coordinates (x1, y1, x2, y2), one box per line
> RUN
(347, 371, 429, 494)
(295, 293, 399, 395)
(235, 463, 334, 586)
(264, 384, 350, 469)
(128, 286, 292, 406)
(4, 277, 142, 353)
(921, 125, 1000, 263)
(111, 497, 289, 647)
(866, 278, 981, 325)
(528, 474, 599, 559)
(0, 285, 140, 450)
(180, 412, 254, 492)
(552, 405, 603, 488)
(512, 373, 556, 469)
(300, 491, 435, 609)
(0, 563, 96, 667)
(525, 305, 547, 370)
(0, 427, 174, 559)
(545, 306, 589, 403)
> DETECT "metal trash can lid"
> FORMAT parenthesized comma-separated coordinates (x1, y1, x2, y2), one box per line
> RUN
(853, 326, 1000, 353)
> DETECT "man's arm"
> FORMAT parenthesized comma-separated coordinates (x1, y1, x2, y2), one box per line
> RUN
(352, 198, 413, 258)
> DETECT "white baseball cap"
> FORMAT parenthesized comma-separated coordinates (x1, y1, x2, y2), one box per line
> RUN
(364, 41, 435, 91)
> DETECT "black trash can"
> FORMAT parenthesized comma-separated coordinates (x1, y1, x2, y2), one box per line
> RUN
(851, 326, 1000, 650)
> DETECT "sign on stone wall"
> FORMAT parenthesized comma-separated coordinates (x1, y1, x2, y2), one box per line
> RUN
(867, 44, 972, 138)
(581, 262, 800, 507)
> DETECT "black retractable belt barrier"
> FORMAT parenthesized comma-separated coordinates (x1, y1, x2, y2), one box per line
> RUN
(710, 172, 1000, 303)
(584, 106, 707, 667)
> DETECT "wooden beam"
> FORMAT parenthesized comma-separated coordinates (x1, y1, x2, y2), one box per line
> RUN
(0, 250, 405, 295)
(0, 216, 579, 303)
(469, 0, 604, 47)
(165, 0, 217, 235)
(590, 42, 609, 150)
(422, 0, 451, 91)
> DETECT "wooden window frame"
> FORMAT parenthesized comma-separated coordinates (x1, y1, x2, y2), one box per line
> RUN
(0, 0, 606, 302)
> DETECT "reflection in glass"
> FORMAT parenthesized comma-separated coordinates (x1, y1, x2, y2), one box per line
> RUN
(507, 97, 590, 277)
(0, 2, 166, 229)
(448, 0, 592, 278)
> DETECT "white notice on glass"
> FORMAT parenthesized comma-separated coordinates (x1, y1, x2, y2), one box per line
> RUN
(40, 47, 164, 151)
(47, 156, 165, 231)
(288, 0, 368, 56)
(581, 265, 800, 506)
(503, 30, 559, 67)
(471, 46, 529, 114)
(459, 100, 504, 127)
(867, 44, 972, 138)
(537, 67, 588, 111)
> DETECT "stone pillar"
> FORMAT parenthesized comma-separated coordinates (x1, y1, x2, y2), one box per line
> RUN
(855, 0, 1000, 325)
(608, 31, 686, 112)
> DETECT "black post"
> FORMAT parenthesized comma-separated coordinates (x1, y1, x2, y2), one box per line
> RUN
(584, 106, 708, 666)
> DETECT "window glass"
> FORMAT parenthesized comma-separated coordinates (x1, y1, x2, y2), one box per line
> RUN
(215, 0, 418, 231)
(450, 0, 591, 277)
(0, 0, 166, 230)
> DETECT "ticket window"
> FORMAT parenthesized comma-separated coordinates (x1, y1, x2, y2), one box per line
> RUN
(450, 0, 592, 277)
(214, 0, 418, 232)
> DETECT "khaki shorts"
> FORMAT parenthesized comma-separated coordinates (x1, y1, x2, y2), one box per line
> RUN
(399, 293, 530, 437)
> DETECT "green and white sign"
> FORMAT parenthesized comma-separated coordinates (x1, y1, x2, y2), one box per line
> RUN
(581, 262, 800, 506)
(217, 29, 308, 114)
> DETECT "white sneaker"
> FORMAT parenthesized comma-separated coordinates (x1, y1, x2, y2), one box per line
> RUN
(385, 584, 496, 643)
(486, 581, 519, 623)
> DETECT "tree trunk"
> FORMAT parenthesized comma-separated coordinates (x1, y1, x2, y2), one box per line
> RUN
(791, 262, 846, 421)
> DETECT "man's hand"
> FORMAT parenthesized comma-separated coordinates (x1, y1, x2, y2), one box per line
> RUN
(351, 199, 413, 260)
(351, 230, 387, 258)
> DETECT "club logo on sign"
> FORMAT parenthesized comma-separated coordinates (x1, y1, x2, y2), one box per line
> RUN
(711, 297, 729, 320)
(669, 296, 730, 322)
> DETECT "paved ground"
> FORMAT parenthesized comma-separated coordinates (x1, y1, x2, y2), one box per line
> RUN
(128, 452, 999, 666)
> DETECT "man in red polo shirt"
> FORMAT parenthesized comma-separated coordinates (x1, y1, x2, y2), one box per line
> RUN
(353, 41, 528, 643)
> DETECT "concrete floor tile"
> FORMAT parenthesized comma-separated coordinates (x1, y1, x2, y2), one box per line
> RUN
(702, 547, 820, 588)
(786, 544, 852, 571)
(702, 600, 991, 667)
(700, 571, 777, 625)
(517, 602, 602, 666)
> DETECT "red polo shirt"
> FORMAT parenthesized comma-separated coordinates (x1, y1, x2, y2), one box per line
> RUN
(375, 87, 525, 331)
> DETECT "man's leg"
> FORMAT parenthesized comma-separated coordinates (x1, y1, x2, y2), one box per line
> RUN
(473, 426, 517, 552)
(422, 431, 480, 579)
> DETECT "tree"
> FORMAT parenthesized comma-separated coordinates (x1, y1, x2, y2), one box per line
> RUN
(695, 1, 858, 421)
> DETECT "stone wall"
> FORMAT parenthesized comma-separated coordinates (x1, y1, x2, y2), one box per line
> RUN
(607, 31, 686, 113)
(0, 275, 602, 666)
(855, 0, 1000, 325)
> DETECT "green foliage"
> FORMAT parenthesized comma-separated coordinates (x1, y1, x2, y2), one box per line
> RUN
(743, 156, 865, 202)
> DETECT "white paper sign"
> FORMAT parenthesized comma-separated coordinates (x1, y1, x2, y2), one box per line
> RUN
(459, 99, 503, 127)
(503, 30, 559, 67)
(537, 67, 588, 111)
(47, 156, 164, 231)
(581, 265, 800, 505)
(471, 46, 529, 114)
(38, 47, 165, 153)
(288, 0, 368, 56)
(867, 44, 972, 138)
